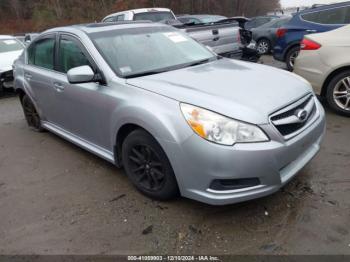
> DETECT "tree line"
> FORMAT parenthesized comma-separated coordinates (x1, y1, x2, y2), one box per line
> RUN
(0, 0, 280, 34)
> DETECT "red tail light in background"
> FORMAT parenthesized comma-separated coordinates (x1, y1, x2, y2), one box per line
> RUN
(276, 28, 287, 38)
(301, 38, 321, 50)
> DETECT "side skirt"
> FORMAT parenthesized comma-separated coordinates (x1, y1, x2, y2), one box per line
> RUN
(41, 121, 115, 164)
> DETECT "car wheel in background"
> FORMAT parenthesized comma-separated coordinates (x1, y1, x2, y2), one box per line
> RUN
(326, 70, 350, 117)
(286, 46, 300, 71)
(122, 129, 179, 200)
(256, 39, 271, 55)
(21, 95, 44, 131)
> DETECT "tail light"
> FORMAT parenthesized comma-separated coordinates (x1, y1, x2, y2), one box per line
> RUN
(276, 28, 287, 38)
(301, 38, 321, 50)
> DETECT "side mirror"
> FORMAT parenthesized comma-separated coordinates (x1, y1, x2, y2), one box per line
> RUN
(67, 65, 95, 84)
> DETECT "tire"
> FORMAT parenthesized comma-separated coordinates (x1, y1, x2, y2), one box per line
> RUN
(256, 39, 271, 55)
(21, 95, 44, 131)
(286, 46, 300, 71)
(325, 70, 350, 117)
(122, 129, 179, 200)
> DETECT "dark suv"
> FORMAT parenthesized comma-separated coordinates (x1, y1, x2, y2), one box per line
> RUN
(273, 1, 350, 70)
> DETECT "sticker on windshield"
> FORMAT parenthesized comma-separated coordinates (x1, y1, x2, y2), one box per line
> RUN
(120, 66, 132, 74)
(163, 32, 188, 43)
(3, 40, 17, 45)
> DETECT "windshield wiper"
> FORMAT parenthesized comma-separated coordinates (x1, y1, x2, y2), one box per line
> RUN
(187, 58, 212, 67)
(124, 69, 171, 78)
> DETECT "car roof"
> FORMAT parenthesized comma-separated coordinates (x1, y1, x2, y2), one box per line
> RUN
(178, 14, 225, 18)
(299, 0, 350, 15)
(104, 7, 172, 19)
(0, 35, 15, 39)
(44, 21, 168, 35)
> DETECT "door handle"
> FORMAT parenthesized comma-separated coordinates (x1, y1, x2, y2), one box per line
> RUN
(306, 29, 317, 33)
(24, 73, 32, 80)
(213, 37, 220, 41)
(53, 82, 65, 92)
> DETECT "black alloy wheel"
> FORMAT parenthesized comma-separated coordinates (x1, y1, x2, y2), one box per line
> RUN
(21, 95, 43, 131)
(122, 129, 179, 200)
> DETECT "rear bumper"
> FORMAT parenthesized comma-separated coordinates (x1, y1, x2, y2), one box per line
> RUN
(294, 52, 329, 95)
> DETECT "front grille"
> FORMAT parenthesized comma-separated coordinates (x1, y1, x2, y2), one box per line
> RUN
(270, 94, 318, 139)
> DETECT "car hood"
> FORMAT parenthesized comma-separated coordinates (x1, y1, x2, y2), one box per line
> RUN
(127, 59, 312, 124)
(0, 50, 23, 72)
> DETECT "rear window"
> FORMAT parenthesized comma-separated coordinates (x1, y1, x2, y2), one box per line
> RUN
(0, 39, 23, 53)
(301, 6, 350, 24)
(133, 11, 175, 22)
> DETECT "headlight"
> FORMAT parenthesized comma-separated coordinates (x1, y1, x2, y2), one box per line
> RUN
(180, 103, 269, 145)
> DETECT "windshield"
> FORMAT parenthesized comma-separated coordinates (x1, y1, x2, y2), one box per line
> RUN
(91, 27, 216, 78)
(0, 39, 24, 53)
(133, 11, 175, 22)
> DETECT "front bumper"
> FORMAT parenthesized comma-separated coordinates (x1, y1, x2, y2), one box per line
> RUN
(163, 100, 326, 205)
(0, 70, 14, 89)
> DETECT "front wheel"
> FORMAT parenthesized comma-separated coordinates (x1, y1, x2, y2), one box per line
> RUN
(326, 70, 350, 117)
(286, 46, 300, 71)
(122, 129, 179, 200)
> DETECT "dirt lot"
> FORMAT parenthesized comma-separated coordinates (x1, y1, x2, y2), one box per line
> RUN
(0, 57, 349, 255)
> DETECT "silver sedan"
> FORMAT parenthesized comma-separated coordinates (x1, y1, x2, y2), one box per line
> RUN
(14, 22, 325, 205)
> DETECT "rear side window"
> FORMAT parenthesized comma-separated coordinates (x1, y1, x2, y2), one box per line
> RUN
(133, 11, 175, 22)
(28, 38, 55, 70)
(58, 38, 91, 73)
(104, 17, 115, 22)
(116, 15, 125, 21)
(301, 6, 350, 24)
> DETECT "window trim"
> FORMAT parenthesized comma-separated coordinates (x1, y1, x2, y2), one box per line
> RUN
(26, 33, 57, 72)
(299, 5, 350, 26)
(57, 33, 106, 84)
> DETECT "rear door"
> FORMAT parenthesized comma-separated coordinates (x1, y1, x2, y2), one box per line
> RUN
(185, 23, 241, 55)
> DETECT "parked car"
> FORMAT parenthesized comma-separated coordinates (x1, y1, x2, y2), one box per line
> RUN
(294, 25, 350, 116)
(251, 16, 291, 55)
(177, 15, 228, 25)
(245, 15, 280, 30)
(14, 22, 325, 205)
(102, 7, 176, 22)
(274, 1, 350, 71)
(0, 35, 24, 94)
(102, 8, 245, 59)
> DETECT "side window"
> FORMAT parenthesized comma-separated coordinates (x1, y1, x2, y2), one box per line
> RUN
(116, 15, 125, 21)
(58, 37, 91, 74)
(28, 38, 55, 70)
(302, 6, 350, 24)
(104, 17, 115, 22)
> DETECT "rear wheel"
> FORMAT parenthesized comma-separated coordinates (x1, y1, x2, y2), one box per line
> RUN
(122, 129, 179, 200)
(326, 70, 350, 117)
(286, 46, 300, 71)
(21, 95, 43, 131)
(256, 39, 271, 55)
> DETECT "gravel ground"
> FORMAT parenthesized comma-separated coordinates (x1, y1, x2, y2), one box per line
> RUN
(0, 56, 349, 255)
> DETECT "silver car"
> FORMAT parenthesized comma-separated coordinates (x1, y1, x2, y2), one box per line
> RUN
(14, 22, 326, 205)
